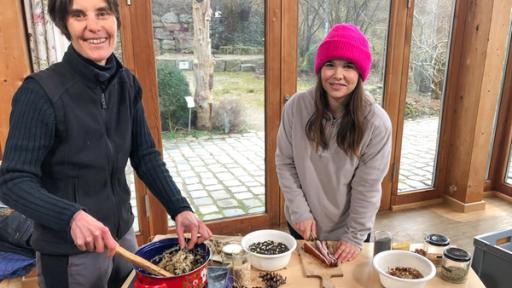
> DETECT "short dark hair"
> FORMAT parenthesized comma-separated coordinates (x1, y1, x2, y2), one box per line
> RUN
(48, 0, 120, 40)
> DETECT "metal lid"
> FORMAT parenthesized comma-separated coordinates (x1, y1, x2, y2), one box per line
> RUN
(425, 234, 450, 246)
(222, 243, 243, 255)
(443, 247, 471, 262)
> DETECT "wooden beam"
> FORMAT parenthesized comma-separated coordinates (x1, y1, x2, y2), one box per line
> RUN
(267, 0, 284, 226)
(119, 0, 168, 239)
(443, 0, 512, 204)
(0, 0, 31, 150)
(386, 0, 412, 208)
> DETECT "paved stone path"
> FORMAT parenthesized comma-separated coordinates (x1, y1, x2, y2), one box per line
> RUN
(397, 117, 438, 192)
(128, 117, 505, 231)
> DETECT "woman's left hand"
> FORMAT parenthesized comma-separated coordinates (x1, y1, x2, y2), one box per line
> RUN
(334, 240, 361, 263)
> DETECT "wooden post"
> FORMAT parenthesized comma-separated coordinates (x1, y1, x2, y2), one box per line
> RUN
(442, 0, 512, 211)
(192, 0, 215, 130)
(0, 0, 31, 150)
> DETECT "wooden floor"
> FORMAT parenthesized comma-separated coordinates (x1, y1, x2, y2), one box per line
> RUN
(373, 196, 512, 253)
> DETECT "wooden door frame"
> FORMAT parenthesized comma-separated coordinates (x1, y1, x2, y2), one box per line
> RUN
(488, 36, 512, 196)
(119, 0, 284, 242)
(119, 0, 163, 244)
(364, 0, 446, 208)
(389, 0, 468, 207)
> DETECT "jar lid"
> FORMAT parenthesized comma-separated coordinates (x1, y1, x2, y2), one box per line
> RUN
(444, 247, 471, 262)
(222, 243, 243, 255)
(425, 234, 450, 246)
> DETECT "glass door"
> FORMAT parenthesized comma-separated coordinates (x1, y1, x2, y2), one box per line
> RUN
(397, 0, 456, 194)
(119, 0, 283, 240)
(488, 26, 512, 196)
(150, 0, 266, 225)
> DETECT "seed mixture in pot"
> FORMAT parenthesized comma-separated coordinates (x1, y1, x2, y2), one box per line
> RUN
(387, 266, 424, 279)
(152, 247, 205, 275)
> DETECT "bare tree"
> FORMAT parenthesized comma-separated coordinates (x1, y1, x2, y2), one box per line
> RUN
(410, 0, 453, 99)
(298, 0, 325, 62)
(193, 0, 215, 129)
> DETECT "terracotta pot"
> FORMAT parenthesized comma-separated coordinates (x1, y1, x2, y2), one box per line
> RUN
(134, 237, 210, 288)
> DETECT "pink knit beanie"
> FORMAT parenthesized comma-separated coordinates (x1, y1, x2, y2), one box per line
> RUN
(314, 23, 372, 81)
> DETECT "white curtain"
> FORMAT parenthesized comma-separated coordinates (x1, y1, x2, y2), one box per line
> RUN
(23, 0, 69, 72)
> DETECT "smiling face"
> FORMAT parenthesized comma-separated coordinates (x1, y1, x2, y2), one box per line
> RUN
(66, 0, 117, 65)
(320, 59, 359, 110)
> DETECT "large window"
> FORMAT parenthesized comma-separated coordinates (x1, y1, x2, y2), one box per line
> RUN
(120, 0, 283, 239)
(148, 0, 266, 226)
(397, 0, 455, 193)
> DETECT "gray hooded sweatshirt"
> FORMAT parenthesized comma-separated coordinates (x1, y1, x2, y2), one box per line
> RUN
(275, 87, 392, 247)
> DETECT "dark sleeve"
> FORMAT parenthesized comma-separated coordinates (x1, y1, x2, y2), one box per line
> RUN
(0, 79, 82, 231)
(129, 80, 193, 220)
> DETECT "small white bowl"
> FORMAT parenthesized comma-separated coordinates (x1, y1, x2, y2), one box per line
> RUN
(241, 229, 297, 271)
(373, 250, 436, 288)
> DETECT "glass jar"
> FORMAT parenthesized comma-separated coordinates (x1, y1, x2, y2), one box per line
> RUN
(440, 247, 471, 284)
(391, 232, 411, 251)
(221, 242, 251, 287)
(424, 233, 450, 266)
(373, 231, 392, 256)
(221, 242, 243, 266)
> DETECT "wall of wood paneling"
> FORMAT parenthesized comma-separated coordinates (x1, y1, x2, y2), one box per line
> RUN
(442, 0, 512, 204)
(0, 0, 31, 150)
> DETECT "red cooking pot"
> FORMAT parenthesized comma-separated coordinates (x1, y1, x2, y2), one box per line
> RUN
(133, 237, 211, 288)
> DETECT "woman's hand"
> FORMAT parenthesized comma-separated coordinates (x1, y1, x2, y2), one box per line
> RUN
(334, 240, 361, 263)
(175, 211, 213, 249)
(293, 219, 317, 241)
(70, 210, 118, 256)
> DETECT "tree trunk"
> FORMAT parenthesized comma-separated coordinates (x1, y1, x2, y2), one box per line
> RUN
(192, 0, 215, 130)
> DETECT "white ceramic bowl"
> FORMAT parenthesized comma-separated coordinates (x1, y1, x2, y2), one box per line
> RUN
(241, 229, 297, 271)
(373, 250, 436, 288)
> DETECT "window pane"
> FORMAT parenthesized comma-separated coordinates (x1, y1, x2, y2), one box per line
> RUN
(398, 0, 456, 193)
(297, 0, 391, 105)
(506, 145, 512, 185)
(149, 0, 265, 225)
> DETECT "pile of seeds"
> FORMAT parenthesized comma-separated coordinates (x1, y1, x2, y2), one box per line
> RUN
(258, 272, 287, 288)
(248, 240, 289, 255)
(152, 247, 206, 275)
(387, 266, 424, 279)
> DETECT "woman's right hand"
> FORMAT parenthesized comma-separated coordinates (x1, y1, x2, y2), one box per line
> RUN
(294, 219, 317, 241)
(70, 210, 118, 256)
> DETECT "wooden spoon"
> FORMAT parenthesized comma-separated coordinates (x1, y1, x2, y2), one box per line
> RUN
(115, 245, 174, 277)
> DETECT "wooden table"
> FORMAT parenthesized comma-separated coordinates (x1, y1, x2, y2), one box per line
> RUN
(123, 236, 485, 287)
(252, 241, 485, 288)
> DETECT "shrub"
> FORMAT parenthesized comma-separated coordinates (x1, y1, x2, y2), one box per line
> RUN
(157, 61, 192, 131)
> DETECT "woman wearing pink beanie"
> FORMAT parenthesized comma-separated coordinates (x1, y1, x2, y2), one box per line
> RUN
(276, 23, 392, 263)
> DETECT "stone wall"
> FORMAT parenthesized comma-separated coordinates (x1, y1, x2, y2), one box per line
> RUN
(152, 12, 264, 56)
(153, 12, 194, 55)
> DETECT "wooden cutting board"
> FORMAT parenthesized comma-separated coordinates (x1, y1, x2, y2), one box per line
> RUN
(297, 241, 344, 288)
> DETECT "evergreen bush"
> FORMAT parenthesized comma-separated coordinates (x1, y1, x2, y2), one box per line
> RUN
(157, 62, 192, 131)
